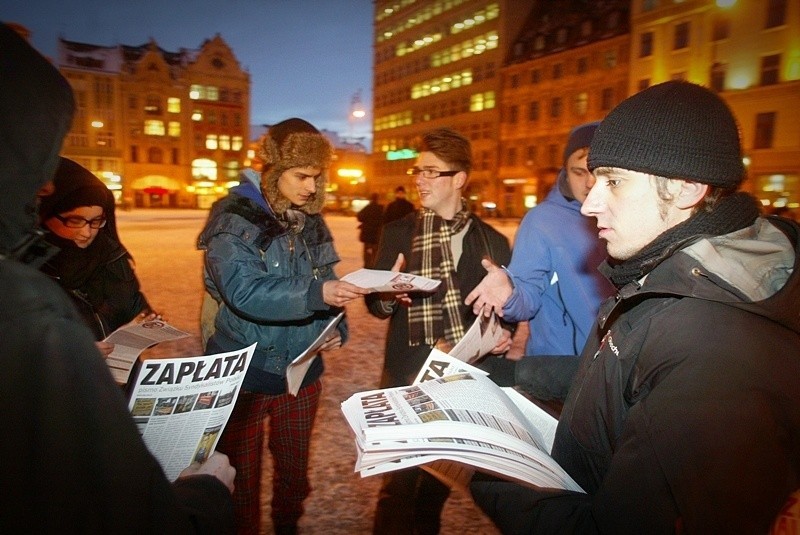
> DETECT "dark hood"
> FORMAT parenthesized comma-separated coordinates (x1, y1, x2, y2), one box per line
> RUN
(0, 23, 75, 259)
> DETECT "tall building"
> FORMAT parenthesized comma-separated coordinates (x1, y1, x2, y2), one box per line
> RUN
(58, 34, 250, 208)
(500, 0, 631, 217)
(371, 0, 533, 207)
(630, 0, 800, 213)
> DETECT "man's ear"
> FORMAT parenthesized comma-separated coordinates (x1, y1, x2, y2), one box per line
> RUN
(454, 170, 468, 190)
(675, 180, 709, 210)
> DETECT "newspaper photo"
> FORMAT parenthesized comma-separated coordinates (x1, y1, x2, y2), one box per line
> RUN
(286, 312, 344, 396)
(341, 351, 583, 493)
(104, 319, 191, 385)
(341, 268, 441, 293)
(127, 343, 256, 481)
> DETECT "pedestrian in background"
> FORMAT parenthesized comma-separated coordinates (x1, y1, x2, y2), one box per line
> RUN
(0, 21, 235, 534)
(470, 80, 800, 534)
(39, 157, 160, 358)
(383, 185, 415, 224)
(198, 117, 368, 535)
(366, 127, 514, 534)
(357, 192, 384, 267)
(465, 121, 613, 404)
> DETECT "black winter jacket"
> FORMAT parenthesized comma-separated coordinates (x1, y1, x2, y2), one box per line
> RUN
(472, 216, 800, 534)
(366, 211, 512, 388)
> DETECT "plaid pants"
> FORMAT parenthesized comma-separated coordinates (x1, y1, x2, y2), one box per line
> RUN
(216, 380, 322, 534)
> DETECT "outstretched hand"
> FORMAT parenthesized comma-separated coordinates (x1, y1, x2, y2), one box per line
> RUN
(323, 280, 369, 308)
(464, 258, 513, 317)
(380, 253, 411, 306)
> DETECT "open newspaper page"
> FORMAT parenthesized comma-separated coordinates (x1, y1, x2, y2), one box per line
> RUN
(104, 319, 191, 385)
(341, 350, 583, 493)
(127, 343, 256, 482)
(286, 312, 344, 396)
(341, 268, 440, 293)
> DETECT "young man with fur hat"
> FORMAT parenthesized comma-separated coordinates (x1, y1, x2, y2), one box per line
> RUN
(198, 118, 367, 534)
(366, 127, 515, 534)
(465, 121, 613, 403)
(470, 81, 800, 533)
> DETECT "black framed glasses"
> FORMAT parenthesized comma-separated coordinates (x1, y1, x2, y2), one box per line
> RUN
(53, 214, 107, 229)
(407, 166, 460, 179)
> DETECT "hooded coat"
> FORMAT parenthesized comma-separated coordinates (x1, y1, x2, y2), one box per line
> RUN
(39, 158, 152, 339)
(0, 23, 233, 533)
(472, 216, 800, 534)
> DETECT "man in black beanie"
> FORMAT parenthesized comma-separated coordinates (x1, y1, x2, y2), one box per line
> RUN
(470, 80, 800, 533)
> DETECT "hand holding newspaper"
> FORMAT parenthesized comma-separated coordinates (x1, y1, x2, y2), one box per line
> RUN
(341, 350, 583, 493)
(285, 312, 344, 396)
(104, 319, 191, 384)
(341, 268, 440, 293)
(127, 343, 256, 481)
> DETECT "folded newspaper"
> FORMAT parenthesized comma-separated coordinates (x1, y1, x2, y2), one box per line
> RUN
(127, 343, 256, 481)
(104, 319, 191, 385)
(341, 350, 584, 493)
(341, 268, 440, 293)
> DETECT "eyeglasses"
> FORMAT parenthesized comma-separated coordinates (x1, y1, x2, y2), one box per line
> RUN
(407, 166, 460, 180)
(53, 214, 107, 229)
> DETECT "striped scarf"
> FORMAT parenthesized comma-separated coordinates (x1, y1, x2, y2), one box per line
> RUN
(407, 203, 471, 347)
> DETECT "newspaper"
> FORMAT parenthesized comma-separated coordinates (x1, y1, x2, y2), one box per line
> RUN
(341, 350, 583, 493)
(104, 319, 191, 385)
(127, 343, 256, 482)
(341, 268, 440, 293)
(449, 311, 505, 364)
(286, 312, 344, 396)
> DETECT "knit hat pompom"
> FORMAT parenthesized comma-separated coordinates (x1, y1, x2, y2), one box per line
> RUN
(588, 81, 744, 189)
(259, 118, 333, 215)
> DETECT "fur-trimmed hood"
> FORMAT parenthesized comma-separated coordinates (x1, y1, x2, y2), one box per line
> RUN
(259, 118, 332, 216)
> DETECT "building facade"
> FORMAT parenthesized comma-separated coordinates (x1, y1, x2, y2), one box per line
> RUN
(372, 0, 800, 217)
(499, 0, 630, 217)
(371, 0, 532, 209)
(58, 34, 250, 208)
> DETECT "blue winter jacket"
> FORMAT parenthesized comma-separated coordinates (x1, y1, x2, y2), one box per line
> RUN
(504, 178, 612, 355)
(197, 181, 347, 389)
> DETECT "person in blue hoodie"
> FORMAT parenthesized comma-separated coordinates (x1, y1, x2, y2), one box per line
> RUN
(466, 122, 613, 402)
(197, 118, 367, 535)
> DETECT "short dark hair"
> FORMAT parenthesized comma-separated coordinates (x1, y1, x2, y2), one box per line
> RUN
(418, 127, 472, 175)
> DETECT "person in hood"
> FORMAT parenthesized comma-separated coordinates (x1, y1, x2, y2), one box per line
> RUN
(0, 21, 235, 534)
(465, 121, 613, 404)
(198, 117, 368, 534)
(470, 80, 800, 533)
(39, 157, 159, 356)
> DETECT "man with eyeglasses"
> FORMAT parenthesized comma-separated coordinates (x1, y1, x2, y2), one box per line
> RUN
(366, 127, 515, 534)
(39, 157, 160, 357)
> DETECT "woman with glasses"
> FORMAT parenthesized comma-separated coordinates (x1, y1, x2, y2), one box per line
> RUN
(39, 157, 158, 356)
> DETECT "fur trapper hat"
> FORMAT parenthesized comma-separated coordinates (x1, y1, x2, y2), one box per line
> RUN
(259, 118, 333, 215)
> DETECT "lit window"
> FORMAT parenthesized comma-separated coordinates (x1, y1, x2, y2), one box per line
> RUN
(232, 136, 243, 150)
(206, 86, 219, 101)
(220, 135, 231, 151)
(190, 84, 204, 100)
(168, 121, 181, 137)
(192, 109, 203, 121)
(206, 134, 218, 150)
(144, 120, 165, 136)
(167, 97, 181, 113)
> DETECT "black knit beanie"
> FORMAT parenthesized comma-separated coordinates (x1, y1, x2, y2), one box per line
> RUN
(588, 81, 744, 189)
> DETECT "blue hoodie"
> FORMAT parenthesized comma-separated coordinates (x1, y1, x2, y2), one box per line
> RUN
(503, 176, 612, 355)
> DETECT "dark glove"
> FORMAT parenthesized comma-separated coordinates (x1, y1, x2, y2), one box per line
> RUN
(514, 355, 580, 401)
